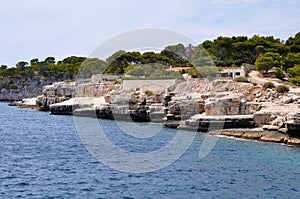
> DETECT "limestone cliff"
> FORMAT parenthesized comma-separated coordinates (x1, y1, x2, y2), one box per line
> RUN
(0, 77, 59, 101)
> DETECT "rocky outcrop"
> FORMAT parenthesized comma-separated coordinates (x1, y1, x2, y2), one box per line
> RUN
(36, 81, 76, 111)
(36, 75, 121, 111)
(47, 79, 169, 122)
(179, 114, 256, 132)
(50, 97, 104, 115)
(11, 73, 300, 147)
(285, 111, 300, 137)
(205, 95, 261, 116)
(252, 103, 299, 131)
(8, 97, 39, 109)
(0, 77, 57, 101)
(209, 128, 300, 147)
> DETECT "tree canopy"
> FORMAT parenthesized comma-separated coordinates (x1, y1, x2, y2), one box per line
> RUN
(255, 52, 282, 73)
(0, 32, 299, 88)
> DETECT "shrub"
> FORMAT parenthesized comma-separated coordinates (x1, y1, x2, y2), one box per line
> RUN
(145, 90, 154, 96)
(289, 76, 300, 86)
(263, 82, 275, 89)
(0, 82, 7, 88)
(114, 79, 121, 84)
(276, 85, 289, 93)
(274, 68, 285, 80)
(233, 77, 249, 83)
(9, 83, 18, 89)
(287, 64, 300, 77)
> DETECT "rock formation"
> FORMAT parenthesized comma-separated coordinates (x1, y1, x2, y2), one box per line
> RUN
(10, 73, 300, 146)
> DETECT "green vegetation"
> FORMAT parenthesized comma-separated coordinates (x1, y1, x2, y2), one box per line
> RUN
(255, 52, 281, 73)
(263, 82, 275, 88)
(9, 83, 18, 89)
(276, 85, 289, 93)
(274, 68, 285, 80)
(125, 63, 181, 79)
(0, 32, 299, 91)
(0, 82, 7, 88)
(233, 77, 249, 83)
(187, 67, 201, 78)
(287, 64, 300, 85)
(201, 35, 288, 67)
(144, 90, 154, 97)
(289, 76, 300, 86)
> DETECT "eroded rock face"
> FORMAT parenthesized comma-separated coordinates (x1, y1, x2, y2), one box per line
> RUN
(285, 111, 300, 137)
(110, 93, 136, 105)
(252, 103, 299, 129)
(179, 114, 256, 132)
(0, 78, 56, 101)
(205, 96, 241, 115)
(36, 81, 76, 110)
(205, 95, 261, 116)
(15, 75, 300, 142)
(253, 112, 271, 126)
(37, 77, 120, 111)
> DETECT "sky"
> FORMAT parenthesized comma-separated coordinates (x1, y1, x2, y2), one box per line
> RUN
(0, 0, 299, 66)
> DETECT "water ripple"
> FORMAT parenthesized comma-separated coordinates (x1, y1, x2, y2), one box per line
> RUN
(0, 103, 300, 198)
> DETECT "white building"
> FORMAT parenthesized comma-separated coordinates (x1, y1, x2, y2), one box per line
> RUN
(220, 67, 246, 79)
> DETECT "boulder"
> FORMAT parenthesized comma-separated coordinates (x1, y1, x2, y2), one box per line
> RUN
(110, 93, 136, 105)
(205, 96, 242, 116)
(253, 111, 271, 126)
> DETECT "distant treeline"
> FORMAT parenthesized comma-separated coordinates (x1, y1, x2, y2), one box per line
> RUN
(0, 32, 299, 86)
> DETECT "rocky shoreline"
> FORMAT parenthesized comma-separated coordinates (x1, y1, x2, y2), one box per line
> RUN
(9, 74, 300, 147)
(209, 128, 300, 147)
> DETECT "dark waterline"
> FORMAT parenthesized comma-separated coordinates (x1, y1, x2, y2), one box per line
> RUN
(0, 103, 299, 199)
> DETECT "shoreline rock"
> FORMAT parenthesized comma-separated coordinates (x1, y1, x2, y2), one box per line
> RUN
(8, 97, 39, 109)
(209, 128, 300, 147)
(7, 75, 300, 148)
(178, 114, 256, 132)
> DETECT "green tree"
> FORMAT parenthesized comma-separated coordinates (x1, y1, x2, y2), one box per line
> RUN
(164, 43, 186, 59)
(105, 50, 126, 65)
(78, 58, 106, 78)
(284, 52, 300, 69)
(285, 32, 300, 53)
(0, 65, 7, 70)
(58, 56, 86, 65)
(30, 58, 39, 66)
(125, 65, 145, 77)
(287, 64, 300, 77)
(274, 68, 285, 80)
(16, 61, 29, 71)
(44, 57, 56, 64)
(187, 67, 201, 78)
(255, 52, 281, 73)
(287, 61, 300, 86)
(191, 46, 214, 67)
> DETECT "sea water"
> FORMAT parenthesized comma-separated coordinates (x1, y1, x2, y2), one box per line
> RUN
(0, 103, 299, 198)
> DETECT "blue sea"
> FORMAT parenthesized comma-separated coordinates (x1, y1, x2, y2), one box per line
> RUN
(0, 102, 299, 199)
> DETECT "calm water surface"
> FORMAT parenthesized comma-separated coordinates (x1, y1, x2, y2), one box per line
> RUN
(0, 103, 299, 198)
